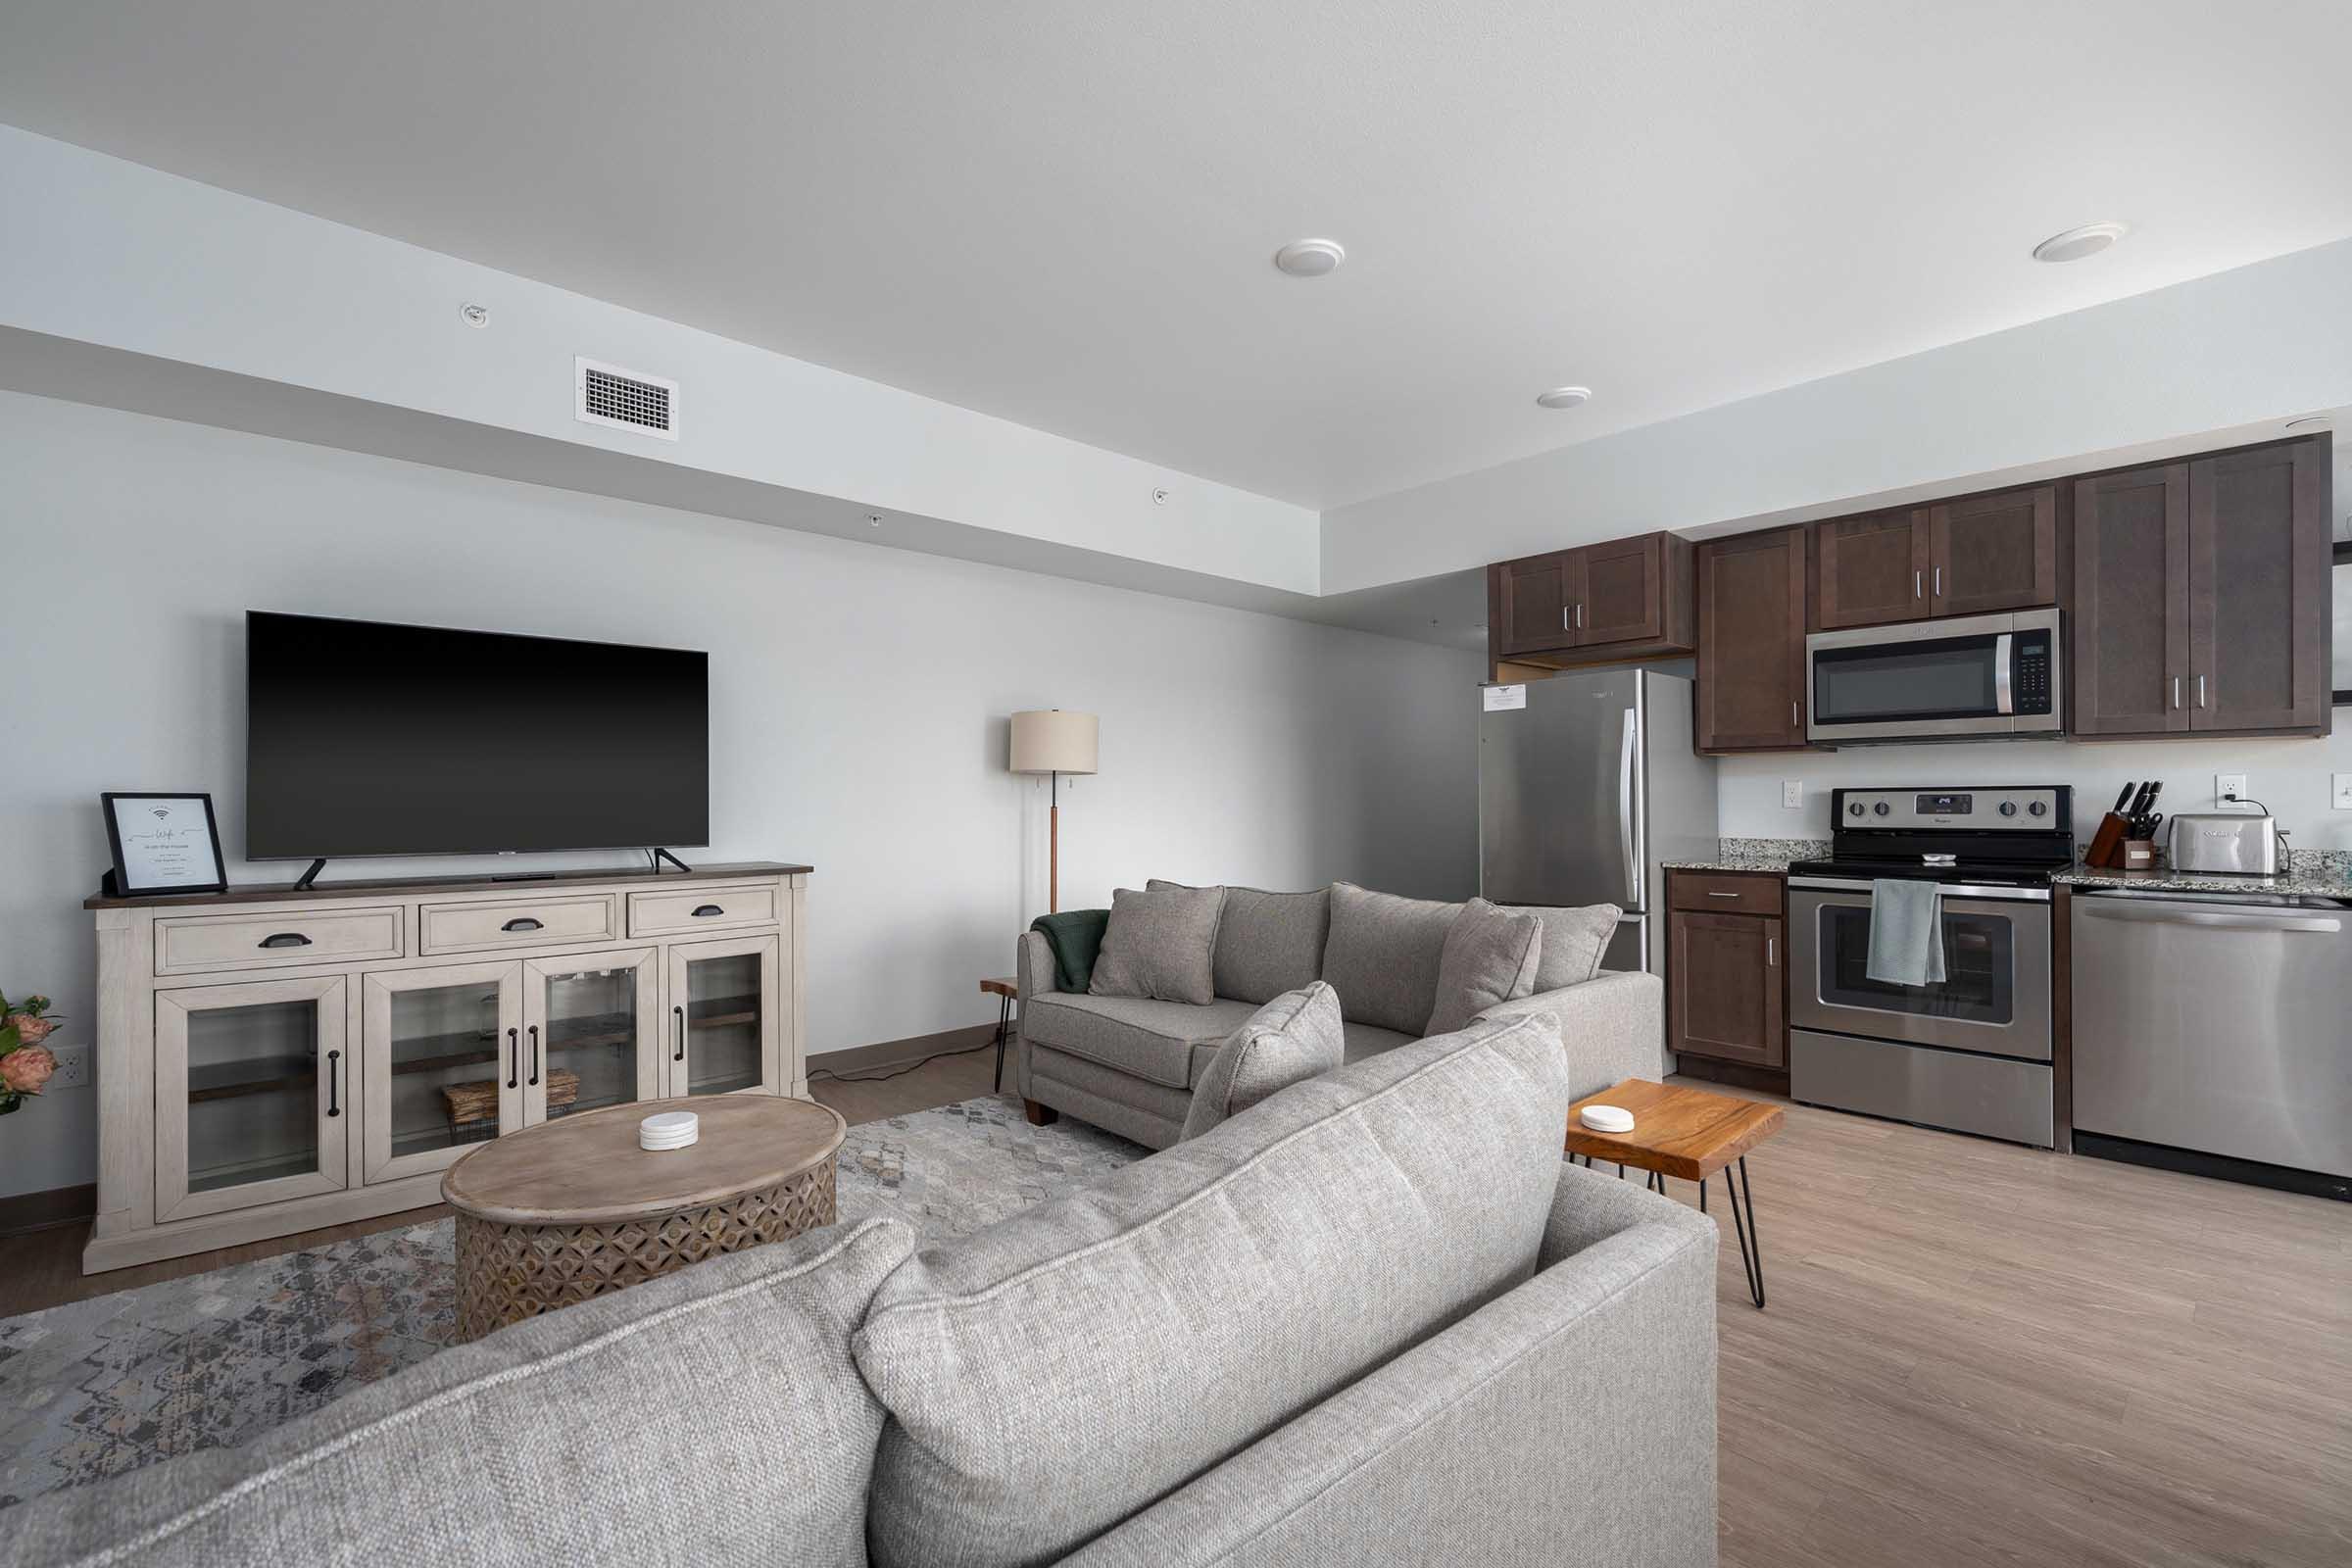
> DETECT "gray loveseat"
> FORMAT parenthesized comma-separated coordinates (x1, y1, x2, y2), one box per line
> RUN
(3, 1011, 1719, 1568)
(1018, 879, 1667, 1148)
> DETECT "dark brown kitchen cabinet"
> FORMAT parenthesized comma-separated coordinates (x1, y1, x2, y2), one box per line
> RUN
(1696, 526, 1808, 752)
(1668, 892, 1785, 1071)
(1812, 509, 1929, 629)
(1487, 531, 1694, 672)
(1813, 484, 2062, 630)
(2073, 437, 2329, 738)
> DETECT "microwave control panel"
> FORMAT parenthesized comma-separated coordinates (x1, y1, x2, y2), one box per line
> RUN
(2013, 632, 2053, 714)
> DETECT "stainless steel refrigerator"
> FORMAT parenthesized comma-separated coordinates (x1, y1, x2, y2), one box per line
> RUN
(1478, 668, 1718, 975)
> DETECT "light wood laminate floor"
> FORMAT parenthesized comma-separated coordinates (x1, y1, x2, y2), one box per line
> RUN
(1, 1058, 2343, 1565)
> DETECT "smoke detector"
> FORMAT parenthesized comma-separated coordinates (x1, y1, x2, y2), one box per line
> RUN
(1273, 239, 1346, 277)
(2032, 222, 2130, 264)
(575, 358, 678, 440)
(1535, 386, 1592, 410)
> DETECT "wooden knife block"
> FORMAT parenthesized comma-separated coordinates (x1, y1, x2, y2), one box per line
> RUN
(2084, 811, 2132, 868)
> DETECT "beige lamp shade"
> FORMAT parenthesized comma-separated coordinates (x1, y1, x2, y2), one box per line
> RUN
(1009, 710, 1099, 775)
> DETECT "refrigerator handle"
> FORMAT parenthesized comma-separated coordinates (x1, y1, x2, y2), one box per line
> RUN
(1617, 707, 1641, 906)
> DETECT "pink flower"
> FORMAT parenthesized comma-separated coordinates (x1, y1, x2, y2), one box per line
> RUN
(1, 1044, 56, 1095)
(7, 1014, 55, 1048)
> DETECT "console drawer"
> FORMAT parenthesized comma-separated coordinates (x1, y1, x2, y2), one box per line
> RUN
(156, 906, 405, 975)
(628, 884, 779, 938)
(418, 894, 618, 955)
(1669, 872, 1784, 915)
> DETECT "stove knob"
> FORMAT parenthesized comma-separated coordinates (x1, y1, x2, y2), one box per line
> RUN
(1873, 802, 1891, 817)
(1848, 802, 1867, 817)
(2028, 801, 2047, 817)
(1999, 801, 2018, 817)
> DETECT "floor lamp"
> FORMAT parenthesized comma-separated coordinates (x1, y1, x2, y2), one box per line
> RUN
(1009, 710, 1099, 913)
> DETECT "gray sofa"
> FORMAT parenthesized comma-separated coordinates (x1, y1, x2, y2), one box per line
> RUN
(1018, 880, 1667, 1149)
(2, 1010, 1719, 1568)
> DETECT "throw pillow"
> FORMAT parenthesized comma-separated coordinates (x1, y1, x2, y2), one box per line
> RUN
(1317, 881, 1464, 1034)
(1495, 902, 1622, 990)
(1088, 885, 1224, 1004)
(1149, 879, 1330, 1004)
(1179, 981, 1345, 1141)
(1424, 898, 1544, 1035)
(1029, 908, 1109, 992)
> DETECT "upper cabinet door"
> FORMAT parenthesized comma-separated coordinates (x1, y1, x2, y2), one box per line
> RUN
(1493, 552, 1581, 656)
(1930, 484, 2060, 617)
(1813, 510, 1930, 629)
(2187, 440, 2330, 734)
(2072, 464, 2190, 736)
(1576, 534, 1663, 646)
(1696, 527, 1808, 752)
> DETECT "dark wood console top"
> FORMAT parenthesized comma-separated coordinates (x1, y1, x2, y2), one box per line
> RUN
(86, 860, 814, 910)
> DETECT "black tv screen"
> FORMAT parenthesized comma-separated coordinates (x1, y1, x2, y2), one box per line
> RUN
(246, 612, 709, 858)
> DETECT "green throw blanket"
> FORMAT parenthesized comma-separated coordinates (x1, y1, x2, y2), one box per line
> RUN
(1030, 908, 1109, 992)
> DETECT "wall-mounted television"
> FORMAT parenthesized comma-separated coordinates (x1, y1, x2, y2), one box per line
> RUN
(246, 612, 710, 859)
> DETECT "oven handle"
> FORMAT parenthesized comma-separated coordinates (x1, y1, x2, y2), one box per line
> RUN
(1788, 876, 2051, 903)
(2078, 902, 2339, 935)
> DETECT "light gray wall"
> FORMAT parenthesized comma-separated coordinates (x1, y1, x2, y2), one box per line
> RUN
(0, 393, 1480, 1199)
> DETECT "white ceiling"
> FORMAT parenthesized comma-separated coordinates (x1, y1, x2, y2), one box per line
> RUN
(4, 1, 2351, 514)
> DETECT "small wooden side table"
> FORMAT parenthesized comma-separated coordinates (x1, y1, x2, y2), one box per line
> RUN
(981, 976, 1018, 1092)
(441, 1094, 846, 1341)
(1563, 1078, 1785, 1308)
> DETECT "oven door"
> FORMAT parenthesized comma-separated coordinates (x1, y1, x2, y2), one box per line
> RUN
(1805, 609, 2060, 742)
(1788, 879, 2052, 1059)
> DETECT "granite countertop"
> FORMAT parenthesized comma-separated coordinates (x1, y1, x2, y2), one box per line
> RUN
(1658, 838, 1828, 875)
(2055, 855, 2352, 900)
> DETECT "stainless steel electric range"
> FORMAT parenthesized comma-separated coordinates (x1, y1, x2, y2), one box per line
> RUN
(1784, 786, 2075, 1148)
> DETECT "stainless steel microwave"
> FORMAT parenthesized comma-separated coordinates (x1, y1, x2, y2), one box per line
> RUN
(1805, 609, 2062, 744)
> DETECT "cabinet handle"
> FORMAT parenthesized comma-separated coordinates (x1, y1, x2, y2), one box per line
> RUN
(1791, 700, 1800, 727)
(506, 1027, 518, 1090)
(527, 1025, 540, 1088)
(1562, 606, 1573, 632)
(1914, 569, 1923, 600)
(1767, 937, 1777, 967)
(326, 1049, 341, 1118)
(2172, 675, 2181, 710)
(2196, 674, 2207, 710)
(500, 917, 544, 933)
(673, 1005, 686, 1062)
(1707, 891, 1743, 899)
(690, 905, 724, 918)
(258, 932, 313, 950)
(1575, 603, 1584, 629)
(1933, 566, 1941, 599)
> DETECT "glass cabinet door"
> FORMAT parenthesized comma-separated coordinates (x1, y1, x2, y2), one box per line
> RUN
(157, 975, 350, 1221)
(360, 961, 523, 1184)
(664, 935, 779, 1098)
(524, 950, 662, 1123)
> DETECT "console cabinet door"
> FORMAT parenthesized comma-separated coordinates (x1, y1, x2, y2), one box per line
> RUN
(1930, 483, 2059, 617)
(1813, 509, 1930, 629)
(1697, 527, 1808, 752)
(524, 948, 663, 1124)
(2072, 464, 2191, 736)
(360, 960, 524, 1185)
(664, 934, 781, 1099)
(1669, 910, 1785, 1069)
(1577, 534, 1664, 646)
(2187, 440, 2329, 733)
(1493, 551, 1582, 656)
(156, 974, 351, 1221)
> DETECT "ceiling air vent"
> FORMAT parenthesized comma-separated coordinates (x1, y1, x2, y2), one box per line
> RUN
(575, 358, 678, 440)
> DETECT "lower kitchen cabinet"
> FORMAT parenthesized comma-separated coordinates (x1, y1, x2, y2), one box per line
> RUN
(1667, 874, 1786, 1072)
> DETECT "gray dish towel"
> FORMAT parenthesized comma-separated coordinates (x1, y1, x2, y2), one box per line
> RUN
(1865, 879, 1946, 986)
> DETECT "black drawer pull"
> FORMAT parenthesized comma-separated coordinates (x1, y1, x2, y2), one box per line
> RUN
(690, 905, 724, 918)
(527, 1025, 541, 1088)
(258, 932, 314, 950)
(500, 917, 544, 933)
(673, 1005, 686, 1062)
(506, 1027, 519, 1090)
(326, 1050, 342, 1117)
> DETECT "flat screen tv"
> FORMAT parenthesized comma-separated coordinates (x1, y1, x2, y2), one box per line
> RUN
(246, 612, 709, 859)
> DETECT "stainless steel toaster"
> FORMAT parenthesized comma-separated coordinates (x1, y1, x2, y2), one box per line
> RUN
(2168, 812, 2280, 875)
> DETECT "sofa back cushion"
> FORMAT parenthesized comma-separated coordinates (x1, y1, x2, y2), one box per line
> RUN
(1089, 885, 1224, 1004)
(1148, 880, 1330, 1004)
(1178, 982, 1346, 1141)
(1423, 898, 1544, 1035)
(5, 1218, 916, 1568)
(1497, 901, 1623, 990)
(853, 1011, 1573, 1568)
(1318, 881, 1464, 1033)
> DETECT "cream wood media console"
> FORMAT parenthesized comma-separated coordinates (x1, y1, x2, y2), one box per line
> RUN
(83, 861, 810, 1274)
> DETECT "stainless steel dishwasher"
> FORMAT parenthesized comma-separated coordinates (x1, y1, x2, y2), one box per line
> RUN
(2072, 889, 2350, 1199)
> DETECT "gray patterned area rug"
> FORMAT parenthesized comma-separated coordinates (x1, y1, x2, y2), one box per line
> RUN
(0, 1095, 1143, 1509)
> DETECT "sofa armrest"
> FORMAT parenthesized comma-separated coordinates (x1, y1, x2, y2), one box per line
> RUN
(1017, 928, 1057, 1004)
(1474, 969, 1666, 1100)
(1539, 1152, 1713, 1267)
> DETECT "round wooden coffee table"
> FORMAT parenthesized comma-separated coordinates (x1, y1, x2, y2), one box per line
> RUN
(441, 1094, 847, 1341)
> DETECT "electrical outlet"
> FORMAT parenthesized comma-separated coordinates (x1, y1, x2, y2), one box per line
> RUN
(2215, 772, 2248, 806)
(45, 1040, 90, 1090)
(1782, 780, 1804, 808)
(2333, 772, 2352, 810)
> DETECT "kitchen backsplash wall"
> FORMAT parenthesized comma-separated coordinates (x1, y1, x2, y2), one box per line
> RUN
(1717, 729, 2352, 853)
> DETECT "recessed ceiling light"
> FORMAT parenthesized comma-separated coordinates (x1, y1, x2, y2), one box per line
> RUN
(2032, 221, 2130, 264)
(1273, 238, 1346, 277)
(1535, 386, 1592, 410)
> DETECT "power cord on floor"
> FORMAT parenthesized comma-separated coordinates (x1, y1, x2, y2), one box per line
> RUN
(808, 1037, 999, 1085)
